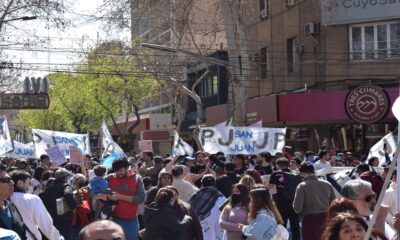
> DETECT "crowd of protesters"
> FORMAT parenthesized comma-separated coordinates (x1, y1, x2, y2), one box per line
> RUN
(0, 145, 399, 240)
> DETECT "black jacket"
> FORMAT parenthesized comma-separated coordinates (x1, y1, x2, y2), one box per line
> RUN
(216, 172, 241, 198)
(40, 179, 77, 223)
(143, 201, 192, 240)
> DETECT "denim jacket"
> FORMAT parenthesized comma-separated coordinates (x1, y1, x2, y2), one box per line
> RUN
(242, 208, 277, 240)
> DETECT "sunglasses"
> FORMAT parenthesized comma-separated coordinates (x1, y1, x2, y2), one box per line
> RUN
(363, 194, 376, 203)
(0, 177, 12, 184)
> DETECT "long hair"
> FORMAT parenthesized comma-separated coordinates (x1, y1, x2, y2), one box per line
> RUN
(239, 175, 256, 190)
(248, 188, 283, 224)
(223, 183, 250, 213)
(327, 197, 358, 221)
(244, 169, 263, 184)
(165, 185, 190, 210)
(322, 212, 367, 240)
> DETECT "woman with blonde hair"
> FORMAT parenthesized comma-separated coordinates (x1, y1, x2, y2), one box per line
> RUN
(239, 188, 284, 240)
(239, 175, 256, 191)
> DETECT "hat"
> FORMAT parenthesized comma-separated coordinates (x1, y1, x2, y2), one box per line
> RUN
(54, 168, 73, 180)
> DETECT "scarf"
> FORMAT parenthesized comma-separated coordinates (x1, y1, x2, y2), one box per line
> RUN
(189, 186, 223, 221)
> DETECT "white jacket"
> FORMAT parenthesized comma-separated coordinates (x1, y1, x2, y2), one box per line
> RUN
(11, 192, 63, 240)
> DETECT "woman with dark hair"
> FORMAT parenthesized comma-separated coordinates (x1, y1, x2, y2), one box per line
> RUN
(239, 188, 283, 240)
(142, 187, 193, 240)
(244, 169, 263, 184)
(145, 172, 173, 205)
(219, 184, 250, 240)
(31, 165, 45, 195)
(166, 185, 203, 240)
(322, 212, 367, 240)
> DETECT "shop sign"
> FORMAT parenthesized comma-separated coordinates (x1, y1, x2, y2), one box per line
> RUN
(345, 85, 389, 124)
(0, 93, 50, 109)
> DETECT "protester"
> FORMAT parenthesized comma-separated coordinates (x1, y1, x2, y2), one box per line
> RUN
(190, 152, 208, 188)
(30, 166, 45, 195)
(322, 212, 367, 240)
(215, 162, 241, 198)
(293, 162, 336, 240)
(41, 168, 77, 240)
(70, 174, 92, 238)
(189, 174, 226, 240)
(219, 183, 249, 240)
(142, 188, 193, 240)
(269, 157, 302, 240)
(382, 171, 397, 229)
(166, 185, 203, 240)
(171, 165, 198, 203)
(232, 154, 247, 176)
(254, 152, 273, 175)
(240, 188, 282, 240)
(145, 172, 173, 205)
(78, 220, 125, 240)
(239, 175, 256, 191)
(144, 155, 164, 186)
(10, 170, 64, 240)
(314, 150, 331, 171)
(105, 158, 145, 240)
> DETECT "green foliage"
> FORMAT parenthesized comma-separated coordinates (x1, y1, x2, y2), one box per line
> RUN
(17, 41, 158, 134)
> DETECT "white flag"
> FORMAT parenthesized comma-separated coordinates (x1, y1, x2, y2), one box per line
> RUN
(249, 120, 262, 127)
(367, 132, 396, 165)
(101, 120, 126, 158)
(0, 118, 13, 156)
(172, 131, 194, 157)
(392, 96, 400, 122)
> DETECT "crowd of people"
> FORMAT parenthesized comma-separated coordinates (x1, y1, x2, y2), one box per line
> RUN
(0, 147, 398, 240)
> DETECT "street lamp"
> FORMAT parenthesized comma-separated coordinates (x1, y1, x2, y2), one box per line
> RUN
(140, 42, 229, 66)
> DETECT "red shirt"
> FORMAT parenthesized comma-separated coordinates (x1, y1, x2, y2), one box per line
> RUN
(108, 173, 138, 219)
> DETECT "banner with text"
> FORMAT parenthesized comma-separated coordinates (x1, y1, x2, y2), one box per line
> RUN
(0, 118, 13, 156)
(32, 129, 91, 159)
(1, 141, 35, 159)
(198, 127, 286, 155)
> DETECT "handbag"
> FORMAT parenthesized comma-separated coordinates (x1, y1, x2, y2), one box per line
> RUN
(271, 224, 289, 240)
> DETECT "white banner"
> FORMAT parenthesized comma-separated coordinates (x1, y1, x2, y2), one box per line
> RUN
(0, 118, 13, 156)
(199, 127, 286, 155)
(1, 141, 36, 159)
(101, 121, 125, 158)
(367, 132, 396, 166)
(172, 131, 193, 157)
(32, 129, 91, 159)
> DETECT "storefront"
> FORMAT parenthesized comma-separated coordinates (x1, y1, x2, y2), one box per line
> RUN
(206, 85, 399, 154)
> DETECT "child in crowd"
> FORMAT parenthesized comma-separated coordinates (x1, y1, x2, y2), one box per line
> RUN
(89, 165, 116, 219)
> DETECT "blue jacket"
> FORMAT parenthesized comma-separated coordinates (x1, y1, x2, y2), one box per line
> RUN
(242, 209, 277, 240)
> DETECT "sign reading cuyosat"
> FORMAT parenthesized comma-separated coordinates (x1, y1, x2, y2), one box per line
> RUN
(322, 0, 400, 25)
(199, 127, 286, 155)
(32, 129, 91, 159)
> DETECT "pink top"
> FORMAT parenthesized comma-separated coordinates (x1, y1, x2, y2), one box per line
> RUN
(219, 206, 248, 240)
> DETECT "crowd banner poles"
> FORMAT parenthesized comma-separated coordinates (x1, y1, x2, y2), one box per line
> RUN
(364, 141, 400, 240)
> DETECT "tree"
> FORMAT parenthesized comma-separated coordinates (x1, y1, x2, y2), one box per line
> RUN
(16, 41, 158, 150)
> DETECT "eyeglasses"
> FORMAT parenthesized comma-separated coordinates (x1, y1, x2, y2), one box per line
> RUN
(0, 177, 12, 184)
(363, 194, 376, 203)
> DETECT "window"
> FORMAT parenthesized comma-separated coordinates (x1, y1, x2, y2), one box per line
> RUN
(287, 37, 297, 73)
(350, 21, 400, 61)
(199, 74, 218, 97)
(259, 0, 269, 20)
(260, 47, 268, 79)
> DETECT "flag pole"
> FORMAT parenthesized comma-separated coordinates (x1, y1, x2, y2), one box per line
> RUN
(364, 141, 400, 239)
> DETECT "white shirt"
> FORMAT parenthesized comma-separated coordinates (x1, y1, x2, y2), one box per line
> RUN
(11, 192, 64, 240)
(200, 196, 226, 240)
(382, 182, 397, 228)
(171, 177, 198, 203)
(313, 160, 330, 171)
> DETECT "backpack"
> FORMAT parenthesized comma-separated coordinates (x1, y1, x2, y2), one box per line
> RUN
(281, 172, 302, 201)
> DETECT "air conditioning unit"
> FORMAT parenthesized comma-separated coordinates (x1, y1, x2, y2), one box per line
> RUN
(304, 22, 320, 35)
(287, 0, 295, 7)
(260, 9, 268, 18)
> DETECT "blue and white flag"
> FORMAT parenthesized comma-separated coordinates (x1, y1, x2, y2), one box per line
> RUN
(101, 120, 126, 159)
(172, 131, 193, 157)
(0, 118, 13, 156)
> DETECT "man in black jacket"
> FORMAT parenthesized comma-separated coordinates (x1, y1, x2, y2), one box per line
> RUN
(41, 168, 77, 240)
(216, 162, 240, 198)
